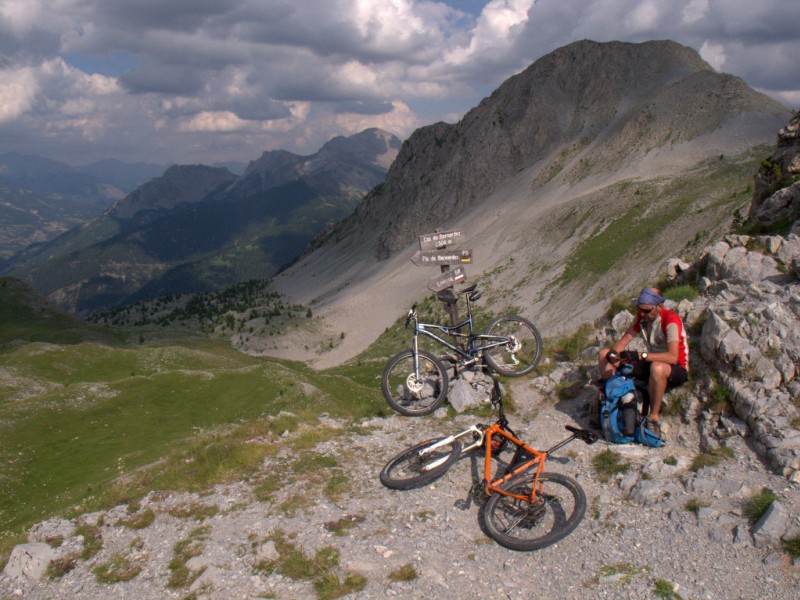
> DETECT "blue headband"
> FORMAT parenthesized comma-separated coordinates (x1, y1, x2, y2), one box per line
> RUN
(637, 289, 664, 306)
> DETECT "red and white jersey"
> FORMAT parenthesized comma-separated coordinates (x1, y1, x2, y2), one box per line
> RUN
(633, 307, 688, 370)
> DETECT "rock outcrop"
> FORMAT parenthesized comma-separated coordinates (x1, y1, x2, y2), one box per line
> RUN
(699, 234, 800, 478)
(749, 110, 800, 227)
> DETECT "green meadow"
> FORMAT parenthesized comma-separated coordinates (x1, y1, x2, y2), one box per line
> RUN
(0, 289, 387, 541)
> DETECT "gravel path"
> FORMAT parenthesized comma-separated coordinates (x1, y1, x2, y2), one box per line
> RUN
(2, 381, 799, 599)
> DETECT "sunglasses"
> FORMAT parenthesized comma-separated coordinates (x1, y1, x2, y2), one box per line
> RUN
(638, 305, 658, 315)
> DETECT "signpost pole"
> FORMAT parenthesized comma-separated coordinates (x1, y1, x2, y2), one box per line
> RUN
(440, 263, 460, 328)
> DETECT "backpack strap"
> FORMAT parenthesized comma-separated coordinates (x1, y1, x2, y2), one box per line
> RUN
(639, 320, 654, 352)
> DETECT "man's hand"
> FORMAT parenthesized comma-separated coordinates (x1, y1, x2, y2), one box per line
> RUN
(607, 350, 621, 364)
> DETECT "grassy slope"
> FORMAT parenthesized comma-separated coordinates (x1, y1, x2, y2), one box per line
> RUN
(560, 151, 761, 286)
(0, 293, 386, 539)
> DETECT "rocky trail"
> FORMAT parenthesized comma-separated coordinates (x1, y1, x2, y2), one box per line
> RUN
(2, 375, 798, 600)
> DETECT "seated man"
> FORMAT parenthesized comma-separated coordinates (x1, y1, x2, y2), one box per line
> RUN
(597, 288, 689, 438)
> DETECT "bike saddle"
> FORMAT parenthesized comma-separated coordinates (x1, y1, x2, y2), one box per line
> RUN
(565, 425, 599, 444)
(458, 283, 478, 295)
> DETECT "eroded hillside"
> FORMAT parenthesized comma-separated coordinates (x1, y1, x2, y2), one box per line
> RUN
(265, 40, 790, 368)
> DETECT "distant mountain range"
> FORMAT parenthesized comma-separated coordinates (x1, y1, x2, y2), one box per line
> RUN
(0, 153, 251, 263)
(0, 153, 129, 260)
(73, 159, 172, 193)
(4, 129, 401, 312)
(4, 39, 792, 368)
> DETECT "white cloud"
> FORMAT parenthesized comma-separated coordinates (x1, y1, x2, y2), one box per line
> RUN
(179, 111, 248, 133)
(445, 0, 533, 66)
(0, 0, 46, 38)
(623, 0, 663, 32)
(0, 66, 39, 122)
(350, 0, 429, 50)
(0, 0, 798, 164)
(699, 41, 726, 71)
(681, 0, 708, 24)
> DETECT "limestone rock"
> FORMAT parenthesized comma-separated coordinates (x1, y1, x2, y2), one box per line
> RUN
(752, 500, 790, 548)
(2, 543, 56, 580)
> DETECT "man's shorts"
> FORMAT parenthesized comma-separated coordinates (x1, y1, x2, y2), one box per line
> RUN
(620, 351, 688, 389)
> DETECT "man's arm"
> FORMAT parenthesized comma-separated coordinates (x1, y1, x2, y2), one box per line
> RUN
(611, 330, 634, 354)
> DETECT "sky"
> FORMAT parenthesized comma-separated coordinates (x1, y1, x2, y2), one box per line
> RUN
(1, 0, 798, 167)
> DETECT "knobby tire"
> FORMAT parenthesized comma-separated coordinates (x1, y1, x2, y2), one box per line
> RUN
(479, 472, 586, 551)
(379, 437, 462, 490)
(482, 315, 543, 377)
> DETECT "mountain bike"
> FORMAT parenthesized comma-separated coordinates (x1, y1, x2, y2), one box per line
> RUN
(380, 378, 598, 550)
(381, 283, 542, 416)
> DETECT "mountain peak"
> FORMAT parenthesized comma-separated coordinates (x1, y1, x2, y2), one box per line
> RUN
(268, 39, 790, 368)
(317, 128, 402, 169)
(108, 164, 237, 221)
(243, 128, 402, 182)
(337, 39, 787, 258)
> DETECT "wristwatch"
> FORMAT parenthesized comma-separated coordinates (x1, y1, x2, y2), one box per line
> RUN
(641, 352, 648, 361)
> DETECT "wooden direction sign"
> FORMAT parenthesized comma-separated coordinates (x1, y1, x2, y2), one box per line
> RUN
(427, 266, 467, 292)
(411, 248, 472, 266)
(418, 228, 465, 251)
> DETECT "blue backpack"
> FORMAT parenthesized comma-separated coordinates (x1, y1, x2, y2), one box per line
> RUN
(600, 366, 664, 448)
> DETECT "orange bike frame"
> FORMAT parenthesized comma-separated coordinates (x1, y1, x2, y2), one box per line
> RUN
(482, 422, 547, 502)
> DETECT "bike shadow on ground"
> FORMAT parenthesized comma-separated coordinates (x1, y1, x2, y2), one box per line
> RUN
(551, 379, 600, 435)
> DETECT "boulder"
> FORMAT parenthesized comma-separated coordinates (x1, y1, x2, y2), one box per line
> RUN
(752, 500, 790, 549)
(2, 543, 56, 580)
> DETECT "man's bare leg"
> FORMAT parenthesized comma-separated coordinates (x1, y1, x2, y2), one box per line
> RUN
(648, 362, 671, 421)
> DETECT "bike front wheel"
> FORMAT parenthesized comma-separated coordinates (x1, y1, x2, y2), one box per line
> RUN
(482, 315, 542, 376)
(479, 472, 586, 551)
(381, 349, 449, 416)
(380, 437, 462, 490)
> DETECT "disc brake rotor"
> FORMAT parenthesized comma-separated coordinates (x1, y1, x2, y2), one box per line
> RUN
(405, 373, 425, 393)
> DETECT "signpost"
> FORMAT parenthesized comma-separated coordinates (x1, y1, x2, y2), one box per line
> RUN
(412, 228, 472, 332)
(427, 266, 466, 293)
(411, 249, 472, 267)
(418, 228, 465, 251)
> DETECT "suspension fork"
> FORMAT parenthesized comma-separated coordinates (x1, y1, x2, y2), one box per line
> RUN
(412, 324, 421, 378)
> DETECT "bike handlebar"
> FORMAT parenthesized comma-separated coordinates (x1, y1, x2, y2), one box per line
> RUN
(565, 425, 599, 444)
(606, 351, 638, 377)
(404, 304, 417, 328)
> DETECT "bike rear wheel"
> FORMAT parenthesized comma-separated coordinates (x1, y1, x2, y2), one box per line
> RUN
(479, 472, 586, 551)
(482, 315, 542, 376)
(380, 437, 462, 490)
(381, 349, 449, 416)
